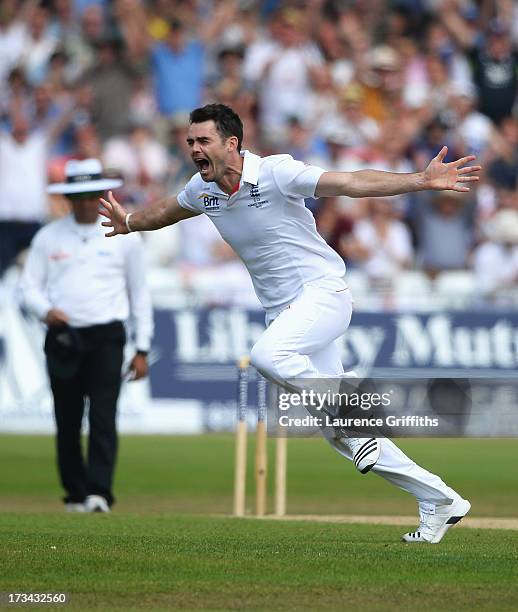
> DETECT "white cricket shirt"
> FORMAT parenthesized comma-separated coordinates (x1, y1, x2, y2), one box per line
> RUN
(0, 131, 48, 222)
(20, 215, 153, 351)
(177, 151, 346, 313)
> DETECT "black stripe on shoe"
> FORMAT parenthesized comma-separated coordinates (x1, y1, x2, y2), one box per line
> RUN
(354, 439, 377, 467)
(353, 438, 376, 461)
(446, 515, 463, 524)
(354, 443, 377, 468)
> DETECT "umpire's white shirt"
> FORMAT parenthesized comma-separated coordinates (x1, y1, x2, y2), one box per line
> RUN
(177, 151, 346, 313)
(20, 215, 153, 351)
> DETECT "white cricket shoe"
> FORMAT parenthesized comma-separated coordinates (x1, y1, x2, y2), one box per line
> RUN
(84, 495, 110, 513)
(402, 496, 471, 544)
(65, 502, 86, 513)
(342, 437, 381, 474)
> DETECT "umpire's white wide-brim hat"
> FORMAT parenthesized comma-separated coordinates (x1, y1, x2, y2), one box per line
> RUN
(47, 158, 123, 194)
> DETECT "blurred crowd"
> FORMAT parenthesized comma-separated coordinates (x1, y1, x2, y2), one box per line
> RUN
(1, 0, 518, 308)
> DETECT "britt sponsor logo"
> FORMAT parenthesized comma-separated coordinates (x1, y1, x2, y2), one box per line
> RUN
(198, 193, 220, 210)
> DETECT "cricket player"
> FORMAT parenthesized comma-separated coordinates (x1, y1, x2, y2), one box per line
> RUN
(100, 104, 480, 543)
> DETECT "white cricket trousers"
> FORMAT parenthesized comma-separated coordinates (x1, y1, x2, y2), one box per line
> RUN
(250, 276, 457, 505)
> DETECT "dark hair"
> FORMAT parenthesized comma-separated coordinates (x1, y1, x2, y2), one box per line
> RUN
(189, 104, 243, 151)
(168, 18, 184, 31)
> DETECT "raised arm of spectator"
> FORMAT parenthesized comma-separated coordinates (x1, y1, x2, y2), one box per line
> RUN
(99, 191, 199, 236)
(199, 0, 240, 45)
(315, 147, 481, 198)
(44, 96, 78, 146)
(113, 0, 152, 61)
(439, 0, 481, 49)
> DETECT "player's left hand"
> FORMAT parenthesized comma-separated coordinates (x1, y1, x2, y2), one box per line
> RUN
(424, 146, 481, 192)
(126, 353, 149, 381)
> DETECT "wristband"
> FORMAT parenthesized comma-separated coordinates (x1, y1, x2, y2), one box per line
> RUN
(136, 350, 148, 357)
(125, 212, 133, 233)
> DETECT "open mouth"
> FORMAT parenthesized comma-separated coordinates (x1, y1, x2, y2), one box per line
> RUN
(194, 158, 210, 173)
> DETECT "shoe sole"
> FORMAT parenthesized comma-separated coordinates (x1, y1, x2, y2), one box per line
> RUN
(430, 498, 471, 543)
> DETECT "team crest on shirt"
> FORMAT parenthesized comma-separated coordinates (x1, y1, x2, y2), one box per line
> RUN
(248, 185, 268, 208)
(198, 193, 220, 210)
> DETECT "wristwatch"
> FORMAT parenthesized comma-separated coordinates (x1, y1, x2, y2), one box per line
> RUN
(136, 349, 149, 357)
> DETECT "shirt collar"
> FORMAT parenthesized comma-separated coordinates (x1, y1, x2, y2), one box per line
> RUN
(240, 150, 260, 186)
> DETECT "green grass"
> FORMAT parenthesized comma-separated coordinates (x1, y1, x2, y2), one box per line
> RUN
(1, 515, 517, 610)
(1, 435, 517, 516)
(0, 435, 517, 610)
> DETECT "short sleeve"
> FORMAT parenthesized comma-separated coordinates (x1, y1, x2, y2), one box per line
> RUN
(271, 157, 326, 199)
(177, 175, 203, 213)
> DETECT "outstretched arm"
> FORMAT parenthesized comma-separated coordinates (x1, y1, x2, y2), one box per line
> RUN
(315, 146, 481, 199)
(99, 191, 199, 236)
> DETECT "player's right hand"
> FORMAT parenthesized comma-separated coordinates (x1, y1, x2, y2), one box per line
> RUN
(99, 191, 129, 236)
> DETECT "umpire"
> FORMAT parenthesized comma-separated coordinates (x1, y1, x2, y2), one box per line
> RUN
(20, 159, 153, 513)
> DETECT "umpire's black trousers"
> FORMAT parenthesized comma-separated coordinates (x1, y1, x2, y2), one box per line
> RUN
(45, 321, 125, 506)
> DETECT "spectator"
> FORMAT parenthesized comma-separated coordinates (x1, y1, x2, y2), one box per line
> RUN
(487, 117, 518, 191)
(0, 112, 50, 276)
(474, 209, 518, 302)
(103, 120, 169, 205)
(32, 83, 61, 127)
(151, 18, 204, 116)
(348, 198, 413, 280)
(413, 191, 475, 276)
(0, 67, 31, 123)
(412, 117, 461, 172)
(207, 45, 254, 121)
(46, 51, 72, 99)
(87, 36, 135, 141)
(0, 0, 27, 83)
(314, 14, 354, 89)
(351, 121, 416, 215)
(315, 197, 354, 261)
(129, 73, 157, 127)
(73, 122, 101, 159)
(358, 45, 404, 123)
(330, 83, 380, 148)
(20, 4, 58, 85)
(59, 4, 107, 81)
(448, 83, 507, 160)
(424, 18, 473, 91)
(306, 64, 339, 137)
(244, 8, 323, 139)
(283, 116, 319, 161)
(421, 53, 457, 120)
(442, 11, 518, 124)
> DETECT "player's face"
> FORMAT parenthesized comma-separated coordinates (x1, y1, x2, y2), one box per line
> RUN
(187, 121, 232, 182)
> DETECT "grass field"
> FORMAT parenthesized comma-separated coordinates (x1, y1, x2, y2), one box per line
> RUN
(1, 435, 517, 610)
